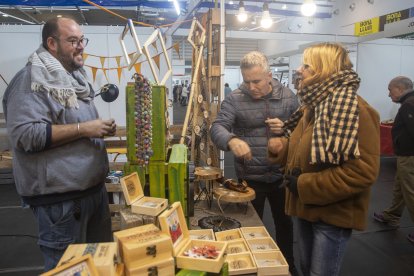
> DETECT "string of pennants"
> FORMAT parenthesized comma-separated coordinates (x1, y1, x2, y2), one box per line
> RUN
(83, 40, 181, 83)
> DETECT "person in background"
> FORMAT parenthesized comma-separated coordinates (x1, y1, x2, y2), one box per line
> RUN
(2, 17, 115, 271)
(211, 51, 299, 276)
(268, 42, 380, 276)
(373, 76, 414, 243)
(181, 84, 188, 106)
(224, 82, 232, 97)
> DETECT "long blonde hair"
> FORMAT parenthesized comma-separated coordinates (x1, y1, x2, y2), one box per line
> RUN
(302, 43, 353, 87)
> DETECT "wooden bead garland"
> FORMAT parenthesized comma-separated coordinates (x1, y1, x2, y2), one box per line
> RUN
(132, 73, 153, 165)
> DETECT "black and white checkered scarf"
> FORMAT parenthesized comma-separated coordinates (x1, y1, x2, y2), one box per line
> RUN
(283, 69, 360, 165)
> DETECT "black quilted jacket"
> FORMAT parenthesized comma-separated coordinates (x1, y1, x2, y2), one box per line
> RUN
(211, 78, 299, 183)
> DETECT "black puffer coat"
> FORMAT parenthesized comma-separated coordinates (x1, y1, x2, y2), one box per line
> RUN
(211, 79, 299, 183)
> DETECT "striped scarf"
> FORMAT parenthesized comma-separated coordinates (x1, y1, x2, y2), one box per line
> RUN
(28, 45, 91, 109)
(283, 70, 360, 165)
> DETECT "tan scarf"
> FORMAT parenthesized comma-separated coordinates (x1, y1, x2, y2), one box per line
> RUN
(28, 45, 91, 109)
(283, 70, 360, 165)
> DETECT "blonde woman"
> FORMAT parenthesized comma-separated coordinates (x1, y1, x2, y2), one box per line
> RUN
(268, 43, 380, 276)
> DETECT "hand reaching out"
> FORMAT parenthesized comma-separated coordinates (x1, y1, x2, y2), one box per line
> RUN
(228, 137, 252, 160)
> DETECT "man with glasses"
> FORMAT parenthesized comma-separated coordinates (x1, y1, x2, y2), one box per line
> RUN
(3, 17, 115, 271)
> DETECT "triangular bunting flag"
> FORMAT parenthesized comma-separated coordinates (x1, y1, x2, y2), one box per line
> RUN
(134, 63, 141, 74)
(91, 66, 98, 83)
(117, 67, 122, 84)
(102, 68, 109, 83)
(151, 41, 158, 52)
(115, 56, 121, 67)
(173, 43, 181, 59)
(100, 57, 106, 68)
(82, 53, 89, 62)
(153, 54, 160, 70)
(128, 53, 134, 62)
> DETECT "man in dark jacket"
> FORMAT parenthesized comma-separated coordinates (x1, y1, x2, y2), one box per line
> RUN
(210, 51, 299, 275)
(373, 76, 414, 243)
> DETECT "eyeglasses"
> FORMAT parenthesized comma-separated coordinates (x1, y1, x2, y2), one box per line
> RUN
(53, 36, 89, 48)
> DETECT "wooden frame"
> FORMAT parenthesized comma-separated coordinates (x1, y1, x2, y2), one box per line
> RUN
(119, 19, 143, 71)
(142, 28, 172, 85)
(40, 254, 98, 276)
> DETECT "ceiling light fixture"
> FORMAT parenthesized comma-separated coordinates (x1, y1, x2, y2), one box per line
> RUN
(282, 4, 287, 10)
(237, 1, 248, 22)
(260, 2, 273, 29)
(171, 0, 180, 15)
(301, 0, 317, 17)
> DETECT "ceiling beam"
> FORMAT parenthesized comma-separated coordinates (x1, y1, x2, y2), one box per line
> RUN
(14, 6, 42, 24)
(76, 6, 88, 25)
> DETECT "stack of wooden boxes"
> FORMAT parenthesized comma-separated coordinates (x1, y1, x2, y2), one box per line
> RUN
(114, 223, 174, 275)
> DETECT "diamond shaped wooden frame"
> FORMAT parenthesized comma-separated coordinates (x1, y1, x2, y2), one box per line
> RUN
(187, 17, 206, 50)
(142, 28, 172, 85)
(119, 19, 143, 71)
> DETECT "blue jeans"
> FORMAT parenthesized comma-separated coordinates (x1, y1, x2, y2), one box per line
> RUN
(295, 217, 352, 276)
(31, 185, 112, 271)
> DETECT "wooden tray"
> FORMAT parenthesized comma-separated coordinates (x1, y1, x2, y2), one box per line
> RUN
(246, 237, 279, 252)
(253, 251, 288, 276)
(226, 252, 257, 275)
(240, 226, 271, 239)
(215, 228, 243, 241)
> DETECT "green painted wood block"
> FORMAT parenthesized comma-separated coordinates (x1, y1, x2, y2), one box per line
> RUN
(176, 270, 207, 276)
(150, 85, 166, 161)
(149, 160, 167, 198)
(168, 144, 188, 215)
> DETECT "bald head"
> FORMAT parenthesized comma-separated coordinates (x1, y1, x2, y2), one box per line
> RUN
(388, 76, 413, 103)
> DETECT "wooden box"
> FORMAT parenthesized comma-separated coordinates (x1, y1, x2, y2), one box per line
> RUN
(225, 239, 250, 255)
(246, 237, 279, 252)
(113, 224, 173, 268)
(42, 255, 98, 276)
(189, 229, 215, 241)
(215, 228, 243, 242)
(253, 251, 289, 276)
(159, 202, 227, 273)
(226, 252, 257, 275)
(126, 256, 175, 276)
(57, 242, 117, 276)
(120, 172, 168, 216)
(240, 226, 271, 239)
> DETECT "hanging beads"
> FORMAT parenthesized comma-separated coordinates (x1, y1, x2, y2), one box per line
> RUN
(132, 73, 153, 165)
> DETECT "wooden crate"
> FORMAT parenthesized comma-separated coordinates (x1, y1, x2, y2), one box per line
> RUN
(253, 251, 289, 276)
(226, 252, 257, 275)
(246, 237, 279, 252)
(215, 228, 243, 242)
(240, 226, 271, 239)
(225, 239, 250, 255)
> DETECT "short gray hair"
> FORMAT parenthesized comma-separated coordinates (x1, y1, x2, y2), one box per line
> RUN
(389, 76, 413, 90)
(240, 51, 270, 73)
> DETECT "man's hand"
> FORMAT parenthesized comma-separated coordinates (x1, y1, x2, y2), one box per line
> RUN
(265, 117, 284, 135)
(268, 137, 283, 155)
(80, 119, 117, 138)
(228, 137, 252, 160)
